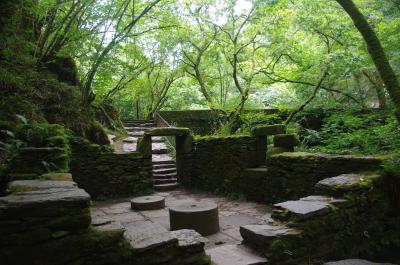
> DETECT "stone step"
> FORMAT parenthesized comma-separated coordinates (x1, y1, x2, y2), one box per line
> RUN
(152, 148, 169, 155)
(122, 143, 136, 152)
(128, 131, 145, 137)
(153, 168, 176, 174)
(125, 126, 151, 132)
(152, 154, 175, 164)
(122, 137, 137, 143)
(240, 223, 301, 251)
(154, 183, 179, 191)
(152, 137, 165, 143)
(153, 163, 176, 170)
(324, 259, 396, 265)
(154, 178, 178, 185)
(315, 173, 378, 196)
(124, 124, 154, 128)
(123, 120, 154, 126)
(153, 160, 176, 165)
(272, 195, 347, 222)
(206, 244, 268, 265)
(153, 172, 177, 179)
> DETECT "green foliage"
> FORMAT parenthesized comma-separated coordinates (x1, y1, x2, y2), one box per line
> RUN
(239, 112, 285, 134)
(301, 111, 400, 155)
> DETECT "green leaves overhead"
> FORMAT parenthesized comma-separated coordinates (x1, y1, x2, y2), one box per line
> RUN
(33, 0, 400, 117)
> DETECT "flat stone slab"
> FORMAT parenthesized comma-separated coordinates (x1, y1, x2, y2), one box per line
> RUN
(251, 124, 286, 136)
(240, 224, 300, 248)
(8, 180, 77, 191)
(316, 173, 376, 195)
(324, 259, 396, 265)
(41, 172, 73, 181)
(0, 187, 90, 208)
(153, 168, 176, 174)
(206, 244, 268, 265)
(91, 215, 113, 226)
(131, 195, 165, 211)
(122, 137, 137, 143)
(170, 229, 208, 250)
(170, 201, 219, 236)
(152, 142, 167, 149)
(124, 221, 177, 252)
(151, 136, 164, 142)
(145, 127, 190, 136)
(155, 183, 179, 191)
(273, 196, 346, 220)
(152, 154, 175, 164)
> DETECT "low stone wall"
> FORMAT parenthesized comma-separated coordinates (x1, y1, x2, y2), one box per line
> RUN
(0, 177, 211, 265)
(0, 178, 133, 265)
(178, 135, 260, 194)
(70, 137, 153, 198)
(238, 152, 383, 203)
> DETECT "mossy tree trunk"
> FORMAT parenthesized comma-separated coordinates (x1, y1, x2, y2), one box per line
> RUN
(336, 0, 400, 121)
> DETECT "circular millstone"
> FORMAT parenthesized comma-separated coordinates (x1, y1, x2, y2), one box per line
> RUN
(131, 195, 165, 211)
(169, 202, 219, 236)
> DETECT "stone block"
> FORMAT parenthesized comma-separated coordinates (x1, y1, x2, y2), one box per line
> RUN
(251, 124, 286, 136)
(145, 127, 191, 136)
(272, 195, 347, 221)
(273, 134, 300, 148)
(315, 173, 380, 196)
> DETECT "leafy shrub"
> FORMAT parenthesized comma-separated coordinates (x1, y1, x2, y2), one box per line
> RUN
(239, 112, 284, 134)
(303, 111, 400, 155)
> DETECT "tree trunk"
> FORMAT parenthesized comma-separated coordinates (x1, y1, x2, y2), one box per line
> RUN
(363, 70, 387, 109)
(336, 0, 400, 121)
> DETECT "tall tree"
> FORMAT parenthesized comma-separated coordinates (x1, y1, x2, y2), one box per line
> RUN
(335, 0, 400, 121)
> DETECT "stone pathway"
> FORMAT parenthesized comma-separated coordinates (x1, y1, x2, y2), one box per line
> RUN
(91, 188, 271, 264)
(113, 120, 179, 191)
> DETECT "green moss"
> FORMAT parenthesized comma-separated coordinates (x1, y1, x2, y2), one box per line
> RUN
(251, 124, 286, 136)
(145, 127, 191, 136)
(7, 185, 37, 194)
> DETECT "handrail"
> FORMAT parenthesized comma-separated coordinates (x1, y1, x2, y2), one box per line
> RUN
(154, 112, 176, 150)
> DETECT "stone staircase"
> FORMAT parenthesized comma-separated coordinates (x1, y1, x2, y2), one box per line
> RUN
(122, 120, 179, 191)
(237, 172, 396, 265)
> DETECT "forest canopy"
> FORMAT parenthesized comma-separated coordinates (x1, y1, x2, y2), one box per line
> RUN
(27, 0, 400, 119)
(1, 0, 400, 155)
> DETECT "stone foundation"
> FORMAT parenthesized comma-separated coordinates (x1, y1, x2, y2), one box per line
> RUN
(179, 135, 259, 194)
(0, 178, 211, 265)
(70, 137, 153, 199)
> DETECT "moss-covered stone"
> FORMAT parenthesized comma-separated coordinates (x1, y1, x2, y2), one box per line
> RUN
(69, 136, 153, 198)
(251, 124, 286, 136)
(273, 134, 300, 148)
(179, 135, 259, 195)
(145, 127, 191, 136)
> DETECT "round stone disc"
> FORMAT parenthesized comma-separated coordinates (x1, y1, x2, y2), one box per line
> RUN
(131, 195, 165, 211)
(169, 202, 219, 236)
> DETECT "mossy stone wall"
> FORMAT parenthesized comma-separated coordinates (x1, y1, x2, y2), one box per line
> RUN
(257, 152, 383, 203)
(179, 135, 259, 194)
(0, 180, 134, 265)
(70, 138, 153, 198)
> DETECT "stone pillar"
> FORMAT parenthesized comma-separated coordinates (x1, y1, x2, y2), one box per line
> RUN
(175, 134, 193, 184)
(255, 136, 267, 166)
(137, 135, 152, 158)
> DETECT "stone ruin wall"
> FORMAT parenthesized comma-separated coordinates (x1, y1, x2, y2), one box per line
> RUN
(69, 137, 153, 199)
(177, 133, 383, 203)
(178, 135, 260, 193)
